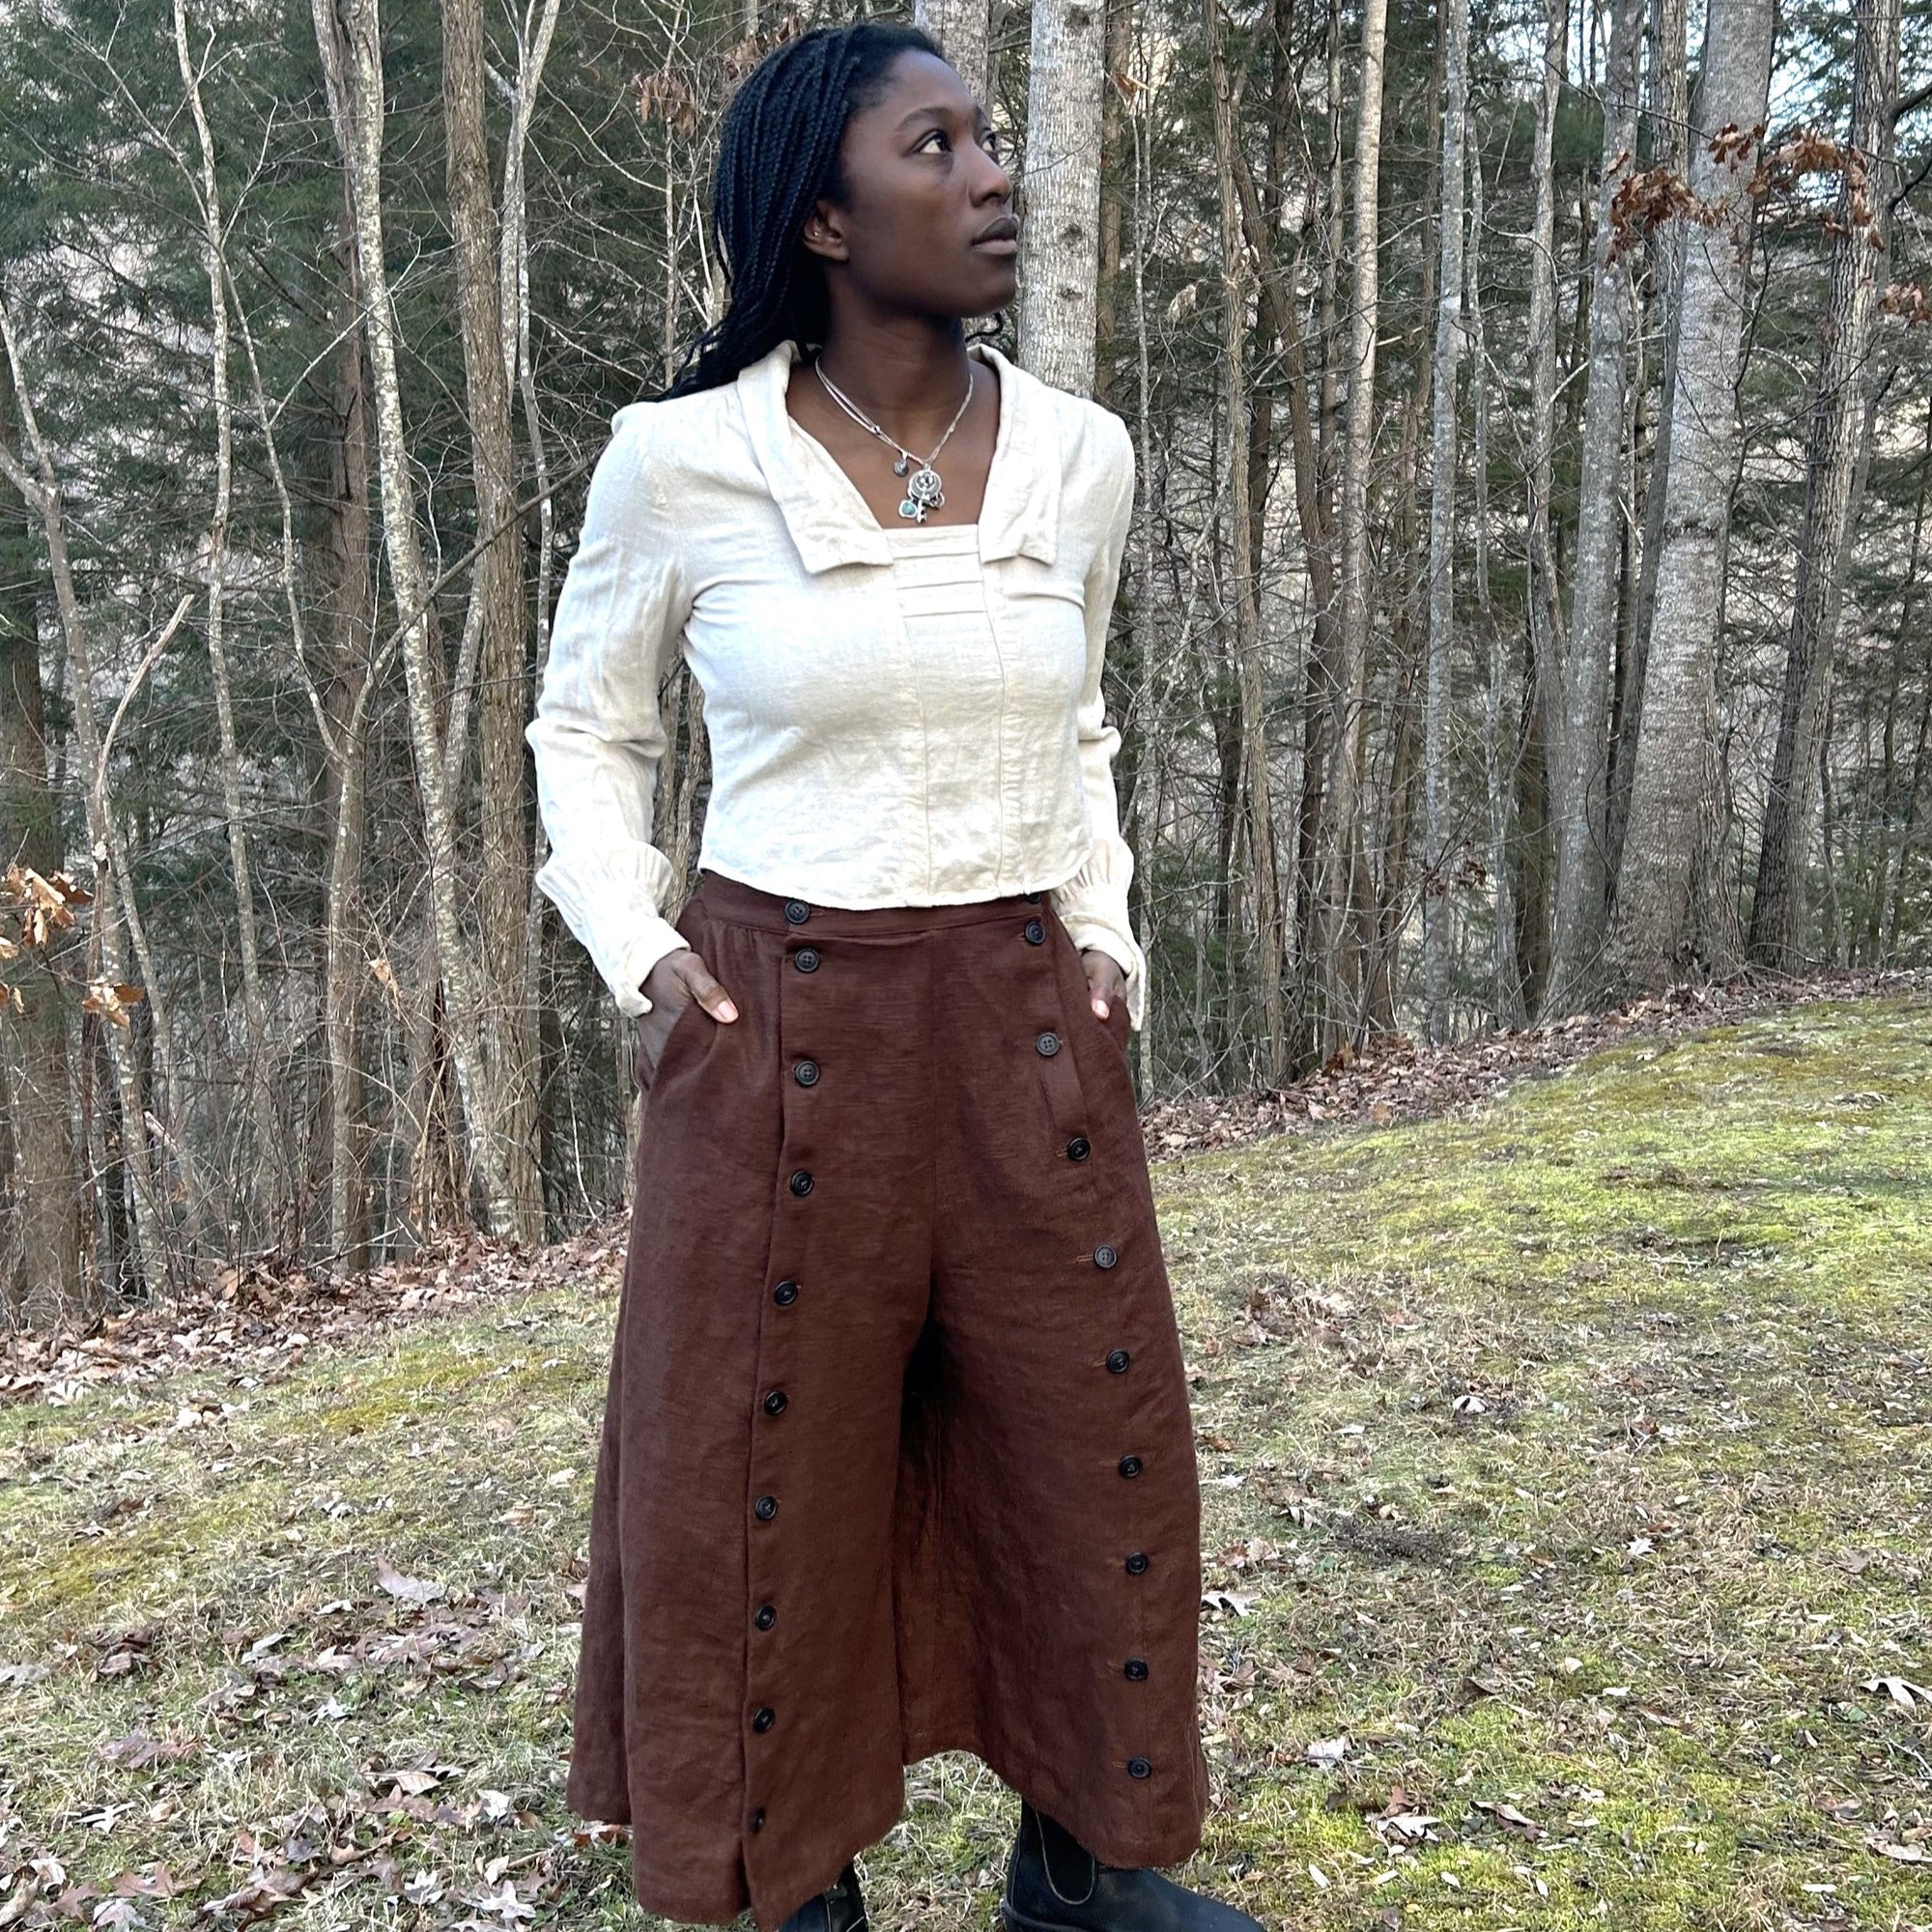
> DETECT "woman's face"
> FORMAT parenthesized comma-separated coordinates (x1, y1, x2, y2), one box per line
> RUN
(804, 49, 1019, 320)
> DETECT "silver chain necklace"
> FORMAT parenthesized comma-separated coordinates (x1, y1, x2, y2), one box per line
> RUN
(811, 355, 976, 523)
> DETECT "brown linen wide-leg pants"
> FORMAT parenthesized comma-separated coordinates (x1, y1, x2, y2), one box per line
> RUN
(567, 869, 1210, 1930)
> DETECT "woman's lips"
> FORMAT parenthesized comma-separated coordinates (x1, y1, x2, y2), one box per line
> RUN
(972, 235, 1018, 254)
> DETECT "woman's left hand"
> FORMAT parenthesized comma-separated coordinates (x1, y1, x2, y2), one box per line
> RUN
(1080, 949, 1127, 1022)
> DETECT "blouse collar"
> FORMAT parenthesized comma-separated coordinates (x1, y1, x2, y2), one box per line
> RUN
(734, 335, 1061, 574)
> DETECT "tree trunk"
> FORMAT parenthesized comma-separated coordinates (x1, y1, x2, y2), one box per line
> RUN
(1605, 0, 1773, 991)
(316, 0, 519, 1232)
(1747, 0, 1900, 970)
(1607, 0, 1690, 890)
(1318, 0, 1388, 1052)
(175, 0, 295, 1256)
(1203, 0, 1287, 1079)
(0, 307, 182, 1310)
(442, 0, 546, 1243)
(1547, 0, 1640, 1010)
(914, 0, 990, 107)
(1424, 0, 1469, 1040)
(1468, 117, 1523, 1027)
(1017, 0, 1107, 391)
(1521, 0, 1570, 1008)
(0, 347, 80, 1328)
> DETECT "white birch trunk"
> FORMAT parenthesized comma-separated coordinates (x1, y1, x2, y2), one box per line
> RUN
(1606, 0, 1774, 989)
(914, 0, 990, 105)
(1017, 0, 1106, 391)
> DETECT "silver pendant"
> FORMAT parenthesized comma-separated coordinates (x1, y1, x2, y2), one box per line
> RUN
(898, 464, 944, 523)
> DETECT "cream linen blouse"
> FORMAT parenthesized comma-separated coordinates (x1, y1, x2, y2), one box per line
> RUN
(526, 334, 1148, 1029)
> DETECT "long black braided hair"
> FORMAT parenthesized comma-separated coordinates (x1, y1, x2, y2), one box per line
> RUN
(660, 19, 1000, 400)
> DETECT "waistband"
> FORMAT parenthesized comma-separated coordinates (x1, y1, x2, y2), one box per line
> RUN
(692, 868, 1051, 938)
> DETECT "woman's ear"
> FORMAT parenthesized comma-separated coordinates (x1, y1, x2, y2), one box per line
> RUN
(800, 199, 850, 266)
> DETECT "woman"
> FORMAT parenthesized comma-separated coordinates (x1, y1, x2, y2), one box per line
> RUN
(526, 22, 1260, 1932)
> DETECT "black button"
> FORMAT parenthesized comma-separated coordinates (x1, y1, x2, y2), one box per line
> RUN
(1094, 1244, 1118, 1268)
(754, 1494, 778, 1520)
(788, 1170, 813, 1197)
(793, 1059, 820, 1087)
(1107, 1350, 1130, 1374)
(753, 1706, 775, 1732)
(783, 899, 810, 924)
(773, 1279, 799, 1305)
(1024, 891, 1042, 902)
(1125, 1550, 1150, 1575)
(1037, 1032, 1060, 1057)
(763, 1389, 787, 1415)
(754, 1604, 777, 1631)
(1066, 1136, 1092, 1161)
(751, 1807, 766, 1832)
(1124, 1657, 1149, 1680)
(1127, 1757, 1151, 1779)
(1024, 919, 1045, 945)
(1119, 1454, 1143, 1479)
(794, 947, 820, 972)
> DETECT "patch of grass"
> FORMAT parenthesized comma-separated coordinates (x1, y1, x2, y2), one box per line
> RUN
(4, 997, 1929, 1928)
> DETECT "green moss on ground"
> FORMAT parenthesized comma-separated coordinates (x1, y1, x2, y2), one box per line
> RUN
(2, 997, 1928, 1928)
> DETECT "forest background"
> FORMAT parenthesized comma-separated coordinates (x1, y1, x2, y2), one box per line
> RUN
(0, 0, 1925, 1327)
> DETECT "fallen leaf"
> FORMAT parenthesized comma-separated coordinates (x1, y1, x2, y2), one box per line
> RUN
(374, 1558, 444, 1605)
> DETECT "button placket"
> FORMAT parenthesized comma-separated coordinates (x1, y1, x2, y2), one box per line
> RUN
(1024, 911, 1159, 1786)
(745, 926, 829, 1837)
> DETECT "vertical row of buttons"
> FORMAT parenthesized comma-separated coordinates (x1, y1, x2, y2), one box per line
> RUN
(1024, 907, 1154, 1787)
(748, 903, 817, 1843)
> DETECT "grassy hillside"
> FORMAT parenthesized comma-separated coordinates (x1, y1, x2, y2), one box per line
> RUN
(4, 996, 1929, 1930)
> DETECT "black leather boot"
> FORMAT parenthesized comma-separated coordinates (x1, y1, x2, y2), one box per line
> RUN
(999, 1800, 1263, 1932)
(778, 1858, 867, 1932)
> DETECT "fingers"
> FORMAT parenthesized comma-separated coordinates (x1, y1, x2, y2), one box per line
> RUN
(672, 951, 738, 1023)
(1080, 949, 1126, 1020)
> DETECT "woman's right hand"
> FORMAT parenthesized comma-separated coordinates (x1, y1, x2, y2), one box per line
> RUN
(634, 950, 738, 1086)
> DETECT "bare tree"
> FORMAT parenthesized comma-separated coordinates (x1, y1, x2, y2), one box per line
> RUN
(1203, 0, 1288, 1078)
(1747, 0, 1901, 971)
(1547, 0, 1641, 1010)
(0, 352, 80, 1328)
(1520, 0, 1570, 1014)
(442, 0, 546, 1242)
(1317, 0, 1389, 1052)
(1424, 0, 1470, 1041)
(314, 0, 521, 1231)
(1606, 0, 1773, 990)
(174, 0, 296, 1254)
(0, 304, 186, 1309)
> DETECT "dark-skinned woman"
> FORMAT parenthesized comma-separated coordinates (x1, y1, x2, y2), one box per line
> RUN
(526, 23, 1262, 1932)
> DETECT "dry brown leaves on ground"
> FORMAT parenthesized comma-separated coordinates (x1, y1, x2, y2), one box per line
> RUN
(8, 965, 1924, 1409)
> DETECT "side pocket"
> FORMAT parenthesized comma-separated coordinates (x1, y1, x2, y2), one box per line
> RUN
(635, 989, 710, 1097)
(633, 897, 712, 1098)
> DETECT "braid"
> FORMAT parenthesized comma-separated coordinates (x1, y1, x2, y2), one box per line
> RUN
(660, 19, 947, 399)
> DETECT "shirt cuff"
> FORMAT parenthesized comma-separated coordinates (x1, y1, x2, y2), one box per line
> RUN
(1052, 859, 1147, 1031)
(611, 917, 693, 1021)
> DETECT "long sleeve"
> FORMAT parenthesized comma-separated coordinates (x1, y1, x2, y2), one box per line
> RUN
(1050, 412, 1150, 1030)
(526, 402, 695, 1020)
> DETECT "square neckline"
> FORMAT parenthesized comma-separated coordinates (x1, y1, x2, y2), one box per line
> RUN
(785, 342, 1000, 539)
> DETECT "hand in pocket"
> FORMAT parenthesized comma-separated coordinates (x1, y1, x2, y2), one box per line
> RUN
(634, 951, 738, 1087)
